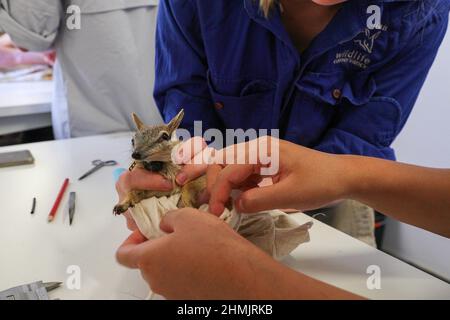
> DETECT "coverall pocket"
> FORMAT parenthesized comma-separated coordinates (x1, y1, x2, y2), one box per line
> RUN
(207, 73, 277, 130)
(297, 71, 376, 107)
(335, 96, 403, 148)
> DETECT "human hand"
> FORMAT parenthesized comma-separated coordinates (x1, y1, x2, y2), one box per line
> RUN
(116, 136, 209, 230)
(0, 34, 55, 68)
(208, 137, 351, 215)
(116, 208, 292, 299)
(116, 207, 361, 299)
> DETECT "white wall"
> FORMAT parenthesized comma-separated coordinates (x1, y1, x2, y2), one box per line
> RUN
(382, 19, 450, 281)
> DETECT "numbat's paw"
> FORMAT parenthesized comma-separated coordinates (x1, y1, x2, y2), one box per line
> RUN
(113, 204, 128, 215)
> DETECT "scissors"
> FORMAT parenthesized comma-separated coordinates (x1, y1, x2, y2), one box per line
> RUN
(78, 159, 118, 181)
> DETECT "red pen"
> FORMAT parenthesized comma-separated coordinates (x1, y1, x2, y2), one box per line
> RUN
(48, 178, 70, 222)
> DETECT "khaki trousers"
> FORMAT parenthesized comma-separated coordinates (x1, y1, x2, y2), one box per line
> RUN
(306, 200, 376, 247)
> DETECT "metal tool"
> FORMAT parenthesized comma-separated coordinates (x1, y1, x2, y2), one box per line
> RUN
(78, 159, 118, 180)
(44, 282, 62, 292)
(68, 192, 76, 225)
(0, 281, 62, 300)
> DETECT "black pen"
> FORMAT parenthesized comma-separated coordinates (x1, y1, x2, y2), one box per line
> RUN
(30, 197, 36, 214)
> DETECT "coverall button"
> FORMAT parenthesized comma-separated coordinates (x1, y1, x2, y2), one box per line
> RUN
(214, 102, 224, 110)
(332, 89, 342, 100)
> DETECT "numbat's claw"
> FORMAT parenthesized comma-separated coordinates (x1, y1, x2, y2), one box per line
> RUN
(113, 204, 127, 215)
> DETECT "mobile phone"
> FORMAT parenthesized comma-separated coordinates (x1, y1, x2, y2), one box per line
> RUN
(0, 150, 34, 168)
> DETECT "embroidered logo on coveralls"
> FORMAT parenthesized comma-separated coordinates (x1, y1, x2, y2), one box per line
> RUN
(354, 29, 382, 53)
(334, 26, 387, 69)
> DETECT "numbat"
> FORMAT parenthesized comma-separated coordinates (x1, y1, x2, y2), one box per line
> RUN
(113, 110, 206, 215)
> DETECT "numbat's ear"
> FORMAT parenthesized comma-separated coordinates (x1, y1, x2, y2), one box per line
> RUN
(132, 113, 145, 130)
(167, 109, 184, 134)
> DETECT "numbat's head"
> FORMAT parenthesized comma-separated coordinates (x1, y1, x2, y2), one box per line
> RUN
(130, 110, 184, 173)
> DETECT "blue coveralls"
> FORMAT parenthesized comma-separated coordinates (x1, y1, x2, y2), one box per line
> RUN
(154, 0, 449, 160)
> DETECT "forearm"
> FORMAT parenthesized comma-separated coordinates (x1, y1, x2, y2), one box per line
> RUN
(270, 267, 362, 300)
(241, 249, 362, 300)
(343, 156, 450, 238)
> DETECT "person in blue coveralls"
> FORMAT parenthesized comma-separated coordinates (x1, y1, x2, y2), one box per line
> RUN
(118, 0, 449, 246)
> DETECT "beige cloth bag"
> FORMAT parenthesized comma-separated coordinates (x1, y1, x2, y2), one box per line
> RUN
(130, 194, 313, 259)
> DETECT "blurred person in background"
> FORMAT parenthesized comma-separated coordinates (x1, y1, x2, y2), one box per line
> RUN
(0, 0, 162, 139)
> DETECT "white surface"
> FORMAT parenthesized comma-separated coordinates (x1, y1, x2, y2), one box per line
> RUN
(0, 81, 52, 116)
(0, 133, 449, 300)
(0, 113, 52, 136)
(0, 81, 52, 134)
(386, 17, 450, 282)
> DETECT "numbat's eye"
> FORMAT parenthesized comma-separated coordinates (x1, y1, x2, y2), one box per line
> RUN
(131, 138, 135, 147)
(160, 132, 170, 141)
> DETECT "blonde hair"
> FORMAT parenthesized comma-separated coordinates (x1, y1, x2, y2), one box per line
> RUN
(259, 0, 276, 17)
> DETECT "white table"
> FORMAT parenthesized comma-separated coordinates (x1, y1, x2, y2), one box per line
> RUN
(0, 133, 449, 300)
(0, 81, 52, 135)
